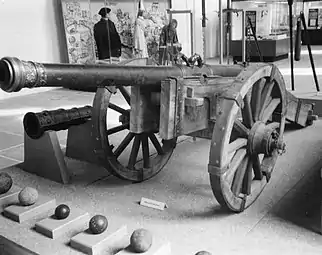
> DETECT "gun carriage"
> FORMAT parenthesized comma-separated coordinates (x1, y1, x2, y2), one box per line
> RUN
(0, 56, 312, 213)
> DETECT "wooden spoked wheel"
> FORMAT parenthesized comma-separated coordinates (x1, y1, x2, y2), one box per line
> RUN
(91, 58, 177, 182)
(209, 64, 287, 212)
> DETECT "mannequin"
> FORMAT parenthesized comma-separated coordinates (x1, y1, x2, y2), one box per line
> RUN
(93, 7, 122, 61)
(133, 9, 149, 58)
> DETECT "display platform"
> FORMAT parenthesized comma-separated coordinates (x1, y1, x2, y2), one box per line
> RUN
(0, 119, 322, 254)
(231, 38, 289, 62)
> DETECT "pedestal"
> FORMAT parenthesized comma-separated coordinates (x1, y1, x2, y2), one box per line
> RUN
(35, 207, 90, 239)
(3, 195, 56, 223)
(117, 239, 171, 255)
(0, 185, 20, 212)
(70, 225, 128, 255)
(22, 131, 70, 184)
(65, 121, 100, 166)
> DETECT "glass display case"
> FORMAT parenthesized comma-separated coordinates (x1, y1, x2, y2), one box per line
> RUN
(230, 0, 303, 62)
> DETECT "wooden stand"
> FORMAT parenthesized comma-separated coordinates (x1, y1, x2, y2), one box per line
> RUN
(116, 239, 171, 255)
(3, 195, 56, 223)
(70, 225, 128, 255)
(35, 207, 90, 239)
(0, 235, 39, 255)
(285, 91, 318, 127)
(0, 185, 20, 212)
(21, 121, 100, 184)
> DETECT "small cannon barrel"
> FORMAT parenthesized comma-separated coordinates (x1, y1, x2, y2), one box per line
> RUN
(0, 57, 243, 93)
(23, 106, 92, 139)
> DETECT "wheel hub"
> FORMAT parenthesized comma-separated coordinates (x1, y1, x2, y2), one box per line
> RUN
(248, 121, 285, 156)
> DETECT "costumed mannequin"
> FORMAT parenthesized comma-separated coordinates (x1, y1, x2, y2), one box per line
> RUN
(133, 9, 149, 58)
(93, 7, 122, 61)
(158, 19, 182, 65)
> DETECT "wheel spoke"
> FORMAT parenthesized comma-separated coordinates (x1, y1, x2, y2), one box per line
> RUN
(259, 81, 275, 117)
(233, 119, 250, 138)
(108, 103, 129, 116)
(113, 132, 135, 158)
(242, 159, 253, 195)
(149, 133, 164, 155)
(227, 138, 247, 154)
(252, 154, 263, 180)
(127, 135, 141, 170)
(141, 134, 150, 168)
(242, 94, 254, 128)
(231, 156, 249, 196)
(225, 149, 247, 185)
(118, 86, 131, 105)
(251, 78, 265, 121)
(106, 123, 129, 135)
(261, 98, 281, 123)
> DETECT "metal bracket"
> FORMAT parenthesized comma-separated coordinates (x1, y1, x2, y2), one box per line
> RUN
(167, 77, 184, 138)
(219, 90, 244, 109)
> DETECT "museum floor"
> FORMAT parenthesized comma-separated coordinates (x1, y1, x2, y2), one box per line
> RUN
(0, 46, 322, 255)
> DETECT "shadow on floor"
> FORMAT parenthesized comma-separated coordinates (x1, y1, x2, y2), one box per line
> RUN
(269, 162, 322, 235)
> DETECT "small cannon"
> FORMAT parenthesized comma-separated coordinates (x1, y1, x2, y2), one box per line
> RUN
(0, 56, 289, 212)
(23, 106, 92, 139)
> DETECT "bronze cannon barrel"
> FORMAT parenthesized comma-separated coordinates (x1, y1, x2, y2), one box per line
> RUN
(0, 57, 243, 93)
(23, 106, 92, 139)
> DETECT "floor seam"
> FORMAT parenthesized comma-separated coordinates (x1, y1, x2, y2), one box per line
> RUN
(0, 129, 23, 137)
(0, 143, 24, 153)
(0, 154, 22, 162)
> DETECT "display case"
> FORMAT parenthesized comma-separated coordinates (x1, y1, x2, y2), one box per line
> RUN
(302, 0, 322, 45)
(230, 0, 302, 62)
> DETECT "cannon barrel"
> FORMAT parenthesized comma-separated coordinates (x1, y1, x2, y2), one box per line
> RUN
(23, 106, 92, 139)
(0, 57, 243, 92)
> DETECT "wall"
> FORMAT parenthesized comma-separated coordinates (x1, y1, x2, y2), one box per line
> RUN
(203, 0, 225, 58)
(171, 0, 204, 57)
(0, 0, 68, 63)
(0, 0, 223, 63)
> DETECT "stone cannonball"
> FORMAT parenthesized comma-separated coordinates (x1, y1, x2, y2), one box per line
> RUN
(89, 215, 108, 234)
(0, 172, 13, 194)
(130, 228, 153, 253)
(18, 187, 38, 206)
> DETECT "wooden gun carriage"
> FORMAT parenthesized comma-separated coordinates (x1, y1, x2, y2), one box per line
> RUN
(0, 56, 316, 213)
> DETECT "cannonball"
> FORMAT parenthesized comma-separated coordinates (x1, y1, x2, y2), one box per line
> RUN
(55, 204, 70, 220)
(130, 228, 153, 253)
(18, 187, 38, 206)
(195, 251, 212, 255)
(0, 172, 13, 194)
(89, 215, 108, 234)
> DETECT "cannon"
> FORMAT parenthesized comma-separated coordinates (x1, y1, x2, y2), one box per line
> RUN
(23, 106, 92, 139)
(0, 56, 292, 212)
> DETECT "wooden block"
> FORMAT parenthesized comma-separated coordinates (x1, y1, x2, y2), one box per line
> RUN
(3, 195, 56, 223)
(22, 131, 70, 184)
(0, 185, 20, 212)
(0, 235, 39, 255)
(35, 207, 90, 239)
(70, 225, 128, 255)
(65, 122, 100, 166)
(117, 239, 171, 255)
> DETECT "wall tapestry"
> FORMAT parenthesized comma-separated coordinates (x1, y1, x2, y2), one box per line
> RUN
(61, 0, 96, 64)
(61, 0, 169, 64)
